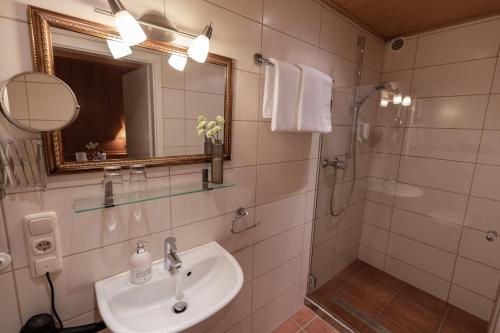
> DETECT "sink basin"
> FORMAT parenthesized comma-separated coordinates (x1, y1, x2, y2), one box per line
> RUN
(95, 241, 244, 333)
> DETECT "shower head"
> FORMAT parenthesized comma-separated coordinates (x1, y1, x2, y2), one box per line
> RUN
(355, 82, 390, 106)
(375, 82, 390, 91)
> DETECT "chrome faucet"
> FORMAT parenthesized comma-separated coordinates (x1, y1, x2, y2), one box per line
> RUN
(164, 237, 182, 273)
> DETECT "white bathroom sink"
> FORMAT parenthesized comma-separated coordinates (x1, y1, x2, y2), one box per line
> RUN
(95, 241, 244, 333)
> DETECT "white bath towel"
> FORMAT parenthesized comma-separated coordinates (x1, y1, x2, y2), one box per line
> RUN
(261, 58, 276, 119)
(296, 64, 333, 133)
(267, 59, 302, 132)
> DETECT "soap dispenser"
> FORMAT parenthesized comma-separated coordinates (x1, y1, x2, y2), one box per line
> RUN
(130, 240, 152, 284)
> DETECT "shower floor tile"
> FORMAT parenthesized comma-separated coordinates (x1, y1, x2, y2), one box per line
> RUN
(309, 260, 489, 333)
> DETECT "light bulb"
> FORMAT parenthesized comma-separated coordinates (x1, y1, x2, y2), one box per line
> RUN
(114, 10, 146, 46)
(393, 94, 402, 105)
(106, 39, 132, 59)
(402, 95, 412, 106)
(380, 98, 389, 108)
(188, 35, 210, 63)
(168, 54, 187, 71)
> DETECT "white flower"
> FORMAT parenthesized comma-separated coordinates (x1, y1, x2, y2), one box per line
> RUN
(196, 121, 207, 130)
(197, 115, 207, 122)
(215, 115, 225, 124)
(197, 129, 206, 137)
(207, 121, 216, 129)
(206, 129, 215, 138)
(213, 125, 222, 133)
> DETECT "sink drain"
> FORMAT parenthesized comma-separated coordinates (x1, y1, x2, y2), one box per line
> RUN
(172, 301, 188, 314)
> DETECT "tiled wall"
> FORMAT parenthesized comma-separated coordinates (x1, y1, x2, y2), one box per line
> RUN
(360, 16, 500, 321)
(162, 59, 226, 156)
(0, 1, 383, 332)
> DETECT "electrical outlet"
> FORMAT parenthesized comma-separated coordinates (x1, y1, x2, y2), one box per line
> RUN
(23, 212, 63, 277)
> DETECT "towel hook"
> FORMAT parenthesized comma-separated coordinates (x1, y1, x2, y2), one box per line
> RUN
(231, 207, 259, 234)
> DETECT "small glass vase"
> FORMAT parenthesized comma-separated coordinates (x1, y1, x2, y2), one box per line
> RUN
(211, 140, 223, 184)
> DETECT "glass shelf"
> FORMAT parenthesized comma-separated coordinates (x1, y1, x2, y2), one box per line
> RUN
(74, 182, 236, 213)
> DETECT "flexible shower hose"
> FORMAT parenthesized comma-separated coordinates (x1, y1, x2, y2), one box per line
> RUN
(329, 104, 359, 217)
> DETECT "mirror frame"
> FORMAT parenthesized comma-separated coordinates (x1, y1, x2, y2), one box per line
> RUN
(28, 6, 233, 174)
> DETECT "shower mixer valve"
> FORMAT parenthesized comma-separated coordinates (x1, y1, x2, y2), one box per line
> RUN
(322, 158, 345, 170)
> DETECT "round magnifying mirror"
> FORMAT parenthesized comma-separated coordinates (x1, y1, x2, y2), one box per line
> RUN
(0, 72, 79, 133)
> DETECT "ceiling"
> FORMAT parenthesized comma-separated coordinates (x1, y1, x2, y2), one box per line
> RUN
(321, 0, 500, 40)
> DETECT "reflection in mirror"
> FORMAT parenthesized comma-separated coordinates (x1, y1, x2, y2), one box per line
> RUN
(51, 28, 226, 162)
(0, 72, 79, 132)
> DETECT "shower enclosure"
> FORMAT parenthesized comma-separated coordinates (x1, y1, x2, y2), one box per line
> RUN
(306, 33, 499, 333)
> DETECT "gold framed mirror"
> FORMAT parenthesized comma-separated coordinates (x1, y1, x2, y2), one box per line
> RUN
(28, 6, 233, 174)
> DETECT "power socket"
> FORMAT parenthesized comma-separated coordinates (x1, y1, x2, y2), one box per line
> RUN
(23, 212, 63, 277)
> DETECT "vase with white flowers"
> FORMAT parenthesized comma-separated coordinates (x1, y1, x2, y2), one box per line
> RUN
(197, 115, 225, 184)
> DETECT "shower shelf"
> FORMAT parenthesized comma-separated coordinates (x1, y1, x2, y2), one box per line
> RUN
(73, 182, 236, 213)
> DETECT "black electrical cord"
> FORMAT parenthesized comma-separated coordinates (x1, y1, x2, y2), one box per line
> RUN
(45, 272, 64, 329)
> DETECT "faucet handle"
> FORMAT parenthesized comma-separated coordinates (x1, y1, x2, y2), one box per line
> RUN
(165, 237, 177, 251)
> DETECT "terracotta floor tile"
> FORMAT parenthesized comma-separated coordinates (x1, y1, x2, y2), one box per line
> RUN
(293, 307, 317, 326)
(304, 318, 337, 333)
(383, 295, 442, 333)
(343, 274, 397, 310)
(398, 284, 448, 316)
(359, 265, 404, 291)
(439, 321, 470, 333)
(272, 319, 300, 333)
(445, 306, 488, 333)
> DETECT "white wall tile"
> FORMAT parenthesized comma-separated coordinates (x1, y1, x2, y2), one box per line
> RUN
(394, 184, 467, 225)
(319, 8, 358, 61)
(449, 284, 494, 321)
(471, 164, 500, 201)
(372, 127, 404, 154)
(233, 70, 259, 121)
(391, 208, 461, 253)
(253, 225, 303, 277)
(206, 0, 263, 22)
(364, 200, 392, 229)
(254, 193, 306, 242)
(387, 233, 456, 280)
(262, 26, 318, 68)
(385, 257, 450, 300)
(398, 156, 475, 194)
(252, 256, 301, 310)
(360, 223, 388, 253)
(256, 160, 310, 205)
(412, 58, 496, 97)
(493, 62, 500, 94)
(358, 244, 385, 270)
(407, 95, 489, 129)
(369, 153, 399, 180)
(453, 256, 500, 300)
(485, 94, 500, 129)
(415, 20, 500, 67)
(402, 128, 481, 162)
(318, 50, 355, 91)
(459, 227, 500, 268)
(478, 130, 500, 165)
(263, 0, 321, 45)
(0, 272, 22, 332)
(465, 196, 500, 232)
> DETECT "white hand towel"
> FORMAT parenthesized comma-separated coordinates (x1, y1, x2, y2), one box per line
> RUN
(262, 59, 276, 119)
(296, 64, 333, 133)
(271, 59, 301, 132)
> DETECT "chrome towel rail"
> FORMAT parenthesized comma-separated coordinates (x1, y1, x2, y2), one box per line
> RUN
(231, 207, 259, 234)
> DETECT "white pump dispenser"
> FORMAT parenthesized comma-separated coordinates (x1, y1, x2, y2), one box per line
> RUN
(129, 240, 152, 284)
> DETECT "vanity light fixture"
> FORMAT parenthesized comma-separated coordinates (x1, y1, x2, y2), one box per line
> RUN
(108, 0, 146, 46)
(379, 98, 389, 108)
(168, 54, 188, 71)
(392, 93, 403, 105)
(106, 39, 132, 59)
(402, 95, 412, 106)
(188, 23, 213, 63)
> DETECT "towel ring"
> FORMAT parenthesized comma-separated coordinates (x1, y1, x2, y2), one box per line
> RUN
(231, 207, 259, 234)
